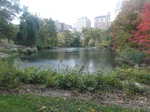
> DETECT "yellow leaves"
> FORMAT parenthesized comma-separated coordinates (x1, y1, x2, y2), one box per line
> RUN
(89, 108, 97, 112)
(38, 106, 47, 112)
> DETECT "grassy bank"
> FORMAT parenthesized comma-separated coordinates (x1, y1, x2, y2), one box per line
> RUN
(0, 58, 150, 95)
(0, 94, 148, 112)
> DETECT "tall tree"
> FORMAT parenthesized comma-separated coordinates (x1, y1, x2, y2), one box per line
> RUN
(57, 31, 76, 47)
(71, 31, 81, 47)
(110, 0, 148, 51)
(82, 28, 104, 47)
(37, 19, 57, 48)
(16, 9, 40, 47)
(131, 3, 150, 53)
(63, 31, 73, 47)
(0, 0, 20, 40)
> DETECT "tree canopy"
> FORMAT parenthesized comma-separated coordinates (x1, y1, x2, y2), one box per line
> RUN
(131, 3, 150, 53)
(0, 0, 20, 40)
(16, 9, 40, 47)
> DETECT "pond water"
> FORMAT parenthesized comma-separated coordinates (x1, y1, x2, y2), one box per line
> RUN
(20, 47, 115, 73)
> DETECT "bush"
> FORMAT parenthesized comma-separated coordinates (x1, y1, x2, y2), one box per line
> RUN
(0, 59, 20, 88)
(119, 47, 145, 64)
(18, 67, 60, 85)
(115, 67, 150, 85)
(18, 67, 46, 84)
(136, 73, 150, 85)
(54, 74, 80, 89)
(79, 75, 98, 91)
(0, 58, 150, 95)
(122, 80, 146, 95)
(96, 74, 123, 91)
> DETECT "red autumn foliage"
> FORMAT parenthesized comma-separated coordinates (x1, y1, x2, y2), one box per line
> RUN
(131, 3, 150, 53)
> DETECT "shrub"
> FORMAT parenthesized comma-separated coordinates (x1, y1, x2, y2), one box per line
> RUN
(18, 67, 58, 84)
(19, 67, 45, 84)
(122, 80, 146, 95)
(119, 47, 145, 64)
(0, 59, 20, 89)
(46, 75, 57, 87)
(0, 58, 150, 95)
(54, 74, 80, 89)
(115, 67, 150, 85)
(80, 75, 98, 91)
(136, 73, 150, 85)
(96, 74, 123, 91)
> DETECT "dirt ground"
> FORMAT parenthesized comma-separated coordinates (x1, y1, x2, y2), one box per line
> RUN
(0, 84, 150, 110)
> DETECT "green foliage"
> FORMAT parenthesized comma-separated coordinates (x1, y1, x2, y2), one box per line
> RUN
(71, 31, 81, 47)
(80, 75, 98, 91)
(115, 67, 150, 86)
(0, 59, 20, 88)
(0, 0, 20, 41)
(37, 19, 57, 48)
(55, 74, 80, 89)
(0, 0, 20, 22)
(57, 32, 65, 47)
(16, 9, 40, 47)
(82, 28, 111, 47)
(16, 67, 150, 93)
(13, 9, 58, 48)
(110, 0, 150, 57)
(57, 31, 81, 47)
(63, 31, 74, 47)
(96, 75, 123, 91)
(122, 80, 146, 95)
(0, 59, 150, 94)
(119, 47, 145, 64)
(18, 67, 48, 84)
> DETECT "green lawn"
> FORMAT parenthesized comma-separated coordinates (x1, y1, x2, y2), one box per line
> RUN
(0, 94, 147, 112)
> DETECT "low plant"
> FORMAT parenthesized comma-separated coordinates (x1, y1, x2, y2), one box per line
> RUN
(0, 58, 20, 88)
(0, 59, 150, 95)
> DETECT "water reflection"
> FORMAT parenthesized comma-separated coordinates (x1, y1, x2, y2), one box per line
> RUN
(21, 47, 114, 73)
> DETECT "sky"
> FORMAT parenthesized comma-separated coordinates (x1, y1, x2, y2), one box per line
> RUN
(20, 0, 121, 26)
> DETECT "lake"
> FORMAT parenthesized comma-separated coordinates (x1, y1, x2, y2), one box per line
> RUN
(20, 47, 115, 73)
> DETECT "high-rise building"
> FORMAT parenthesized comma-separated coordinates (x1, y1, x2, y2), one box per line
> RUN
(55, 21, 72, 32)
(55, 21, 63, 32)
(94, 13, 111, 29)
(74, 17, 91, 31)
(116, 0, 130, 13)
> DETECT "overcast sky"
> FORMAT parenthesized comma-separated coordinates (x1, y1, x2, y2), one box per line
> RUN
(20, 0, 121, 25)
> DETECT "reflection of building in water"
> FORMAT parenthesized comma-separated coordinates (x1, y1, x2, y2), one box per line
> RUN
(94, 13, 111, 30)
